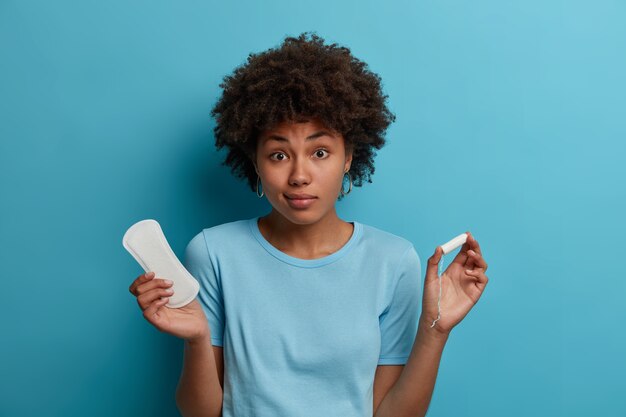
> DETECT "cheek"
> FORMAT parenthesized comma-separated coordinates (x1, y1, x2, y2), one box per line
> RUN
(321, 171, 346, 194)
(258, 163, 344, 190)
(260, 173, 280, 190)
(319, 163, 344, 179)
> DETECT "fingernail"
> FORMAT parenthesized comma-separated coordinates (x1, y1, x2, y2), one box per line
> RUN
(147, 272, 154, 278)
(165, 279, 173, 285)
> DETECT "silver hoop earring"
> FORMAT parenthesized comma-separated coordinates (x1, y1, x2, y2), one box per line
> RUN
(340, 171, 352, 197)
(256, 175, 264, 198)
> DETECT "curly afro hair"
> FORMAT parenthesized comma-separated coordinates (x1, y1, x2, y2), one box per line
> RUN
(210, 31, 396, 200)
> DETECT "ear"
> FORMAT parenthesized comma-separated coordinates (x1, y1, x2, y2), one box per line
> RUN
(344, 144, 353, 172)
(250, 153, 259, 176)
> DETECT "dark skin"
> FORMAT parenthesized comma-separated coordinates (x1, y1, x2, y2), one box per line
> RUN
(128, 116, 490, 417)
(374, 234, 489, 417)
(127, 116, 356, 341)
(252, 116, 355, 259)
(421, 233, 489, 334)
(126, 117, 357, 404)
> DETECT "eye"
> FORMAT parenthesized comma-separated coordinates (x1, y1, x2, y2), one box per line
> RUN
(314, 148, 329, 158)
(269, 149, 329, 161)
(269, 152, 286, 161)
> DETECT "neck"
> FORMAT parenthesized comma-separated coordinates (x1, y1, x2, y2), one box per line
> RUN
(258, 208, 353, 259)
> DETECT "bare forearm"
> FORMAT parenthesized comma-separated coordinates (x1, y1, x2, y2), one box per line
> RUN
(176, 334, 223, 417)
(374, 318, 449, 417)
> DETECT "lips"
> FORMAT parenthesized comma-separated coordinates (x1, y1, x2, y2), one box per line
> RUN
(284, 193, 317, 200)
(284, 194, 317, 209)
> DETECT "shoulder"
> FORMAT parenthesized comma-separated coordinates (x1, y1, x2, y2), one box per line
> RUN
(188, 218, 251, 239)
(201, 218, 250, 238)
(358, 221, 414, 256)
(186, 217, 252, 254)
(357, 222, 421, 275)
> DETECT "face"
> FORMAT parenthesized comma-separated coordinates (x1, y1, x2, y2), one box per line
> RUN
(253, 117, 353, 225)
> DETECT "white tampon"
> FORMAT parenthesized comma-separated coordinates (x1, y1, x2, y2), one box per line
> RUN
(430, 232, 470, 328)
(122, 219, 199, 308)
(440, 233, 469, 255)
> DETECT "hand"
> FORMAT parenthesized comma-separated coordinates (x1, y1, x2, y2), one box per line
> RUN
(129, 272, 210, 343)
(420, 231, 489, 335)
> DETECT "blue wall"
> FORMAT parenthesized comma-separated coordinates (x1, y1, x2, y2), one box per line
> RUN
(1, 1, 624, 416)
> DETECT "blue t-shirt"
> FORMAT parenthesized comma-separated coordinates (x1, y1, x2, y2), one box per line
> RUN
(182, 216, 422, 417)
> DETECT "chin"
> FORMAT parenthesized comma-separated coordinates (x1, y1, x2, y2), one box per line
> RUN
(274, 203, 327, 225)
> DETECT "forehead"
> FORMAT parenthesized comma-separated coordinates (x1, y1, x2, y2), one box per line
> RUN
(259, 117, 341, 145)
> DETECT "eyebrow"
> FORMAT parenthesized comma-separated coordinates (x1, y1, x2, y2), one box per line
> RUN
(263, 130, 333, 144)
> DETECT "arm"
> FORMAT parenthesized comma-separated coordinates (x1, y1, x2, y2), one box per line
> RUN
(373, 318, 449, 417)
(175, 333, 224, 417)
(375, 233, 489, 417)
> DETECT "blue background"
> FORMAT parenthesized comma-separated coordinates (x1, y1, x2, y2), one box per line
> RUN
(1, 1, 624, 416)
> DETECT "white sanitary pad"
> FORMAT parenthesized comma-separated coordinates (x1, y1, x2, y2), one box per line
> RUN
(123, 219, 199, 308)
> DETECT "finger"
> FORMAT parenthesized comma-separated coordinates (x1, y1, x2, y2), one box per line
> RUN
(465, 269, 489, 285)
(461, 231, 481, 269)
(136, 277, 174, 297)
(467, 232, 482, 256)
(143, 297, 169, 324)
(129, 272, 155, 295)
(467, 233, 487, 271)
(426, 245, 444, 281)
(137, 286, 175, 311)
(466, 249, 488, 270)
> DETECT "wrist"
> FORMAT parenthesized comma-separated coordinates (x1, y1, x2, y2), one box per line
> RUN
(418, 316, 451, 342)
(185, 330, 211, 347)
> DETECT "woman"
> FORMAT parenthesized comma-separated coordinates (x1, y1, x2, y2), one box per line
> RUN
(128, 32, 489, 417)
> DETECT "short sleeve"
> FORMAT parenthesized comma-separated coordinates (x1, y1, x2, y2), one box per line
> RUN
(183, 231, 224, 347)
(378, 244, 422, 365)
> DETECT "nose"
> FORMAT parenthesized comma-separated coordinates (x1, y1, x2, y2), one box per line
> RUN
(288, 156, 311, 186)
